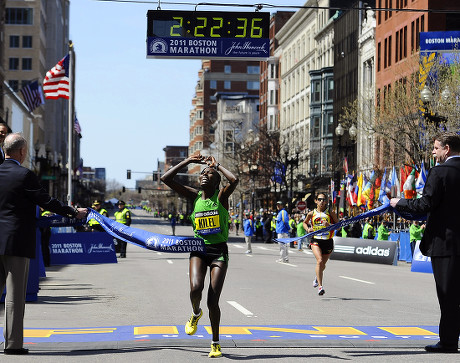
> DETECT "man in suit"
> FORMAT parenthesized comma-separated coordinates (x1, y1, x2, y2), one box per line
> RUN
(391, 131, 460, 353)
(0, 133, 87, 355)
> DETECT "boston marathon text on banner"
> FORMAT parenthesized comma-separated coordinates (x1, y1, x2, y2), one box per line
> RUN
(85, 209, 205, 253)
(146, 10, 270, 60)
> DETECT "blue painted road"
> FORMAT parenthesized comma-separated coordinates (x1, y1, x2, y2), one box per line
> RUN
(0, 325, 442, 344)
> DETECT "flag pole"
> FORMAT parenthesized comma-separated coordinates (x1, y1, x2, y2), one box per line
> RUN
(67, 41, 74, 206)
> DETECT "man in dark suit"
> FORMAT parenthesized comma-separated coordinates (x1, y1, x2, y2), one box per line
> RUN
(391, 131, 460, 353)
(0, 133, 87, 355)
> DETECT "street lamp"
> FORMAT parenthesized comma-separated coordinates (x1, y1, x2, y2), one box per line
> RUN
(283, 143, 300, 213)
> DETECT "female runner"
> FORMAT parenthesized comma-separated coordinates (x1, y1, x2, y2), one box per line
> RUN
(161, 154, 238, 358)
(303, 193, 338, 296)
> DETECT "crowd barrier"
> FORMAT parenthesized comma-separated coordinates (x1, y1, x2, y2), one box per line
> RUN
(49, 232, 117, 265)
(331, 237, 398, 265)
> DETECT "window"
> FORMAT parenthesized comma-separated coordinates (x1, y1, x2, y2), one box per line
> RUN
(270, 64, 275, 78)
(209, 80, 217, 89)
(311, 115, 321, 138)
(224, 80, 231, 89)
(270, 90, 274, 105)
(224, 130, 234, 153)
(210, 95, 217, 103)
(22, 36, 32, 48)
(247, 81, 259, 90)
(22, 58, 32, 70)
(247, 65, 260, 74)
(9, 58, 19, 70)
(323, 113, 334, 136)
(324, 78, 334, 101)
(5, 8, 33, 25)
(8, 80, 19, 92)
(224, 65, 231, 73)
(312, 80, 321, 102)
(377, 42, 381, 72)
(9, 35, 20, 48)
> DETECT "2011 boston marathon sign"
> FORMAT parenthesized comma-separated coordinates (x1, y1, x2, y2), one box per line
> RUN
(86, 209, 205, 253)
(146, 10, 270, 60)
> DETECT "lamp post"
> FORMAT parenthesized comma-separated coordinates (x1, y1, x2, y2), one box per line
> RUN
(420, 84, 446, 126)
(283, 143, 300, 213)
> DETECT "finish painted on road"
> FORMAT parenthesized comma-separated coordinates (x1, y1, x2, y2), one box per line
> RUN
(1, 325, 440, 344)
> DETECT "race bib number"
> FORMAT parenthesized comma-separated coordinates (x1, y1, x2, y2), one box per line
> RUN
(313, 215, 330, 239)
(195, 210, 221, 235)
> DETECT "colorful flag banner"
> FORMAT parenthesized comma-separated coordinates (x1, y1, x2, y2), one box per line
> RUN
(403, 168, 417, 199)
(20, 80, 44, 112)
(43, 55, 70, 99)
(389, 166, 400, 198)
(378, 168, 390, 204)
(415, 162, 427, 198)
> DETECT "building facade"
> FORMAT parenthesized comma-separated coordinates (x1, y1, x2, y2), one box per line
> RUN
(189, 60, 261, 175)
(375, 0, 460, 166)
(276, 0, 336, 202)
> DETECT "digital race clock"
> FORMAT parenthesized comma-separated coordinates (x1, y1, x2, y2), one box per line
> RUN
(146, 10, 270, 60)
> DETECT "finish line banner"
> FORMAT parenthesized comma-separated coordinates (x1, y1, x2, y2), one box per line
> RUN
(86, 209, 205, 253)
(275, 203, 426, 244)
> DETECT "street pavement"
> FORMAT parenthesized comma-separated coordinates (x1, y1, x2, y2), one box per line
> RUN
(1, 208, 459, 362)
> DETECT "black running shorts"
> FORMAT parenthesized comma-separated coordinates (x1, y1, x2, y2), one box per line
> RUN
(190, 242, 229, 266)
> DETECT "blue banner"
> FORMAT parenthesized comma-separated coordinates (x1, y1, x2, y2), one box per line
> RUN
(147, 37, 269, 59)
(85, 209, 205, 253)
(50, 232, 117, 265)
(275, 203, 426, 244)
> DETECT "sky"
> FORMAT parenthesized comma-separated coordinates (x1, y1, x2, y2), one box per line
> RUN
(70, 0, 307, 188)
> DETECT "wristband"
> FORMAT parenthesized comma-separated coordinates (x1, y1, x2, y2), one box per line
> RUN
(214, 163, 220, 170)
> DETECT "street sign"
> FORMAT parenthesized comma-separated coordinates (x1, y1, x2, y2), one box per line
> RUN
(296, 201, 307, 211)
(146, 10, 270, 60)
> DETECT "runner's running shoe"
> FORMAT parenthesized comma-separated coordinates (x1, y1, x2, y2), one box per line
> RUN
(209, 343, 222, 358)
(313, 277, 319, 288)
(185, 309, 202, 335)
(318, 286, 325, 296)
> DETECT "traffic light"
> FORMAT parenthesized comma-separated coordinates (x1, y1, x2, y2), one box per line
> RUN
(122, 186, 125, 193)
(138, 187, 141, 193)
(153, 172, 158, 182)
(127, 169, 131, 179)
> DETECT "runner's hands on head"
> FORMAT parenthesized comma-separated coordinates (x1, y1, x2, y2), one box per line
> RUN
(188, 153, 207, 164)
(204, 155, 217, 168)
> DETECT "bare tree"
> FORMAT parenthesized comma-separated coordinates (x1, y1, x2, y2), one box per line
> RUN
(340, 53, 460, 168)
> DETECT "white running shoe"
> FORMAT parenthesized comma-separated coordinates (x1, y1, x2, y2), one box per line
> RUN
(313, 278, 319, 288)
(318, 286, 325, 296)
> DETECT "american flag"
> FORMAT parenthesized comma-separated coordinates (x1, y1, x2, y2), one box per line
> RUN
(20, 80, 44, 112)
(43, 55, 70, 99)
(74, 115, 82, 137)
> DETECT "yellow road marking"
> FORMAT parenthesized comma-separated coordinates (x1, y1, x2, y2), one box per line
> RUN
(25, 328, 116, 338)
(204, 326, 366, 335)
(134, 326, 179, 335)
(378, 327, 437, 336)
